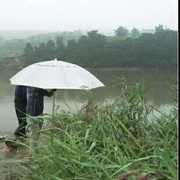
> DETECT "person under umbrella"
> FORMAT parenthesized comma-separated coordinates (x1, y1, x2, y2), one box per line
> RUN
(7, 59, 104, 154)
(27, 86, 56, 157)
(14, 85, 27, 138)
(2, 85, 28, 153)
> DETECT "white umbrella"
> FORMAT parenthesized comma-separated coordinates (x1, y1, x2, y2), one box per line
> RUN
(10, 59, 105, 114)
(10, 59, 104, 90)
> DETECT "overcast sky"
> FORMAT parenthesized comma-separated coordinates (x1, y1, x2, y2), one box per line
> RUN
(0, 0, 178, 32)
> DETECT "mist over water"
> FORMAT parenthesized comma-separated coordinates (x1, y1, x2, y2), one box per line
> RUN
(0, 68, 177, 133)
(0, 98, 16, 132)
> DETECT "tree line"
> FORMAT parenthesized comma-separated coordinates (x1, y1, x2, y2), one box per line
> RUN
(1, 25, 177, 69)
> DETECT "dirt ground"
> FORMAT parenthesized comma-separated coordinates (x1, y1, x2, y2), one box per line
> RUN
(0, 139, 31, 180)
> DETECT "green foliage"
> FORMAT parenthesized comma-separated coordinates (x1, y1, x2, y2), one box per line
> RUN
(22, 27, 177, 68)
(25, 82, 177, 180)
(55, 36, 65, 60)
(24, 43, 35, 64)
(130, 28, 141, 39)
(115, 26, 129, 40)
(0, 26, 177, 69)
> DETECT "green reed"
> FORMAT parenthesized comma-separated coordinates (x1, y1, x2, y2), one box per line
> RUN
(25, 82, 177, 180)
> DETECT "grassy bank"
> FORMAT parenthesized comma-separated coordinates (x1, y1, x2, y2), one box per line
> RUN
(2, 82, 178, 180)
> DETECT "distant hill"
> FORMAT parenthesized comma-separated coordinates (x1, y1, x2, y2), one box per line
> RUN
(0, 28, 156, 40)
(0, 30, 54, 40)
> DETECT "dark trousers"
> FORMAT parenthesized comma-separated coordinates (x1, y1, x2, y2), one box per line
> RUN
(14, 103, 27, 137)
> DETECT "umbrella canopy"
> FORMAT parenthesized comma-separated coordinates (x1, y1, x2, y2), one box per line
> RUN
(10, 59, 104, 90)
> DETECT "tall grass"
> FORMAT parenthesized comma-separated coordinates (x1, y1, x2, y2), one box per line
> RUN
(24, 81, 177, 180)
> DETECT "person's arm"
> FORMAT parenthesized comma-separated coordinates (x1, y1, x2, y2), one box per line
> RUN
(43, 89, 56, 97)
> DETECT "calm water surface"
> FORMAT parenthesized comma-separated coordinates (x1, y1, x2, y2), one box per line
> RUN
(0, 67, 177, 133)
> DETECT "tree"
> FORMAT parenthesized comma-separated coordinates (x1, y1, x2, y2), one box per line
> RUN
(130, 28, 141, 39)
(155, 24, 165, 34)
(115, 26, 129, 40)
(77, 30, 106, 67)
(46, 40, 56, 59)
(24, 43, 35, 64)
(55, 36, 65, 60)
(66, 39, 77, 62)
(34, 43, 48, 62)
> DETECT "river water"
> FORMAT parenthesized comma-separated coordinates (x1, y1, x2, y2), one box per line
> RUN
(0, 67, 177, 133)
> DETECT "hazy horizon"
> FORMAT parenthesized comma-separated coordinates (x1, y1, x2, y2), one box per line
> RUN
(0, 27, 160, 40)
(0, 0, 178, 32)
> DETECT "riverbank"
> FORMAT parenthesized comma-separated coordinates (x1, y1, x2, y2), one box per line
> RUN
(0, 81, 177, 179)
(0, 138, 31, 180)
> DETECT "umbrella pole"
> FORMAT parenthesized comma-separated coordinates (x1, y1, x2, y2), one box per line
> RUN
(52, 92, 56, 116)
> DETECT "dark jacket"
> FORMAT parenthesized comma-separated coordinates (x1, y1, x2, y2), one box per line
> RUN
(27, 87, 54, 116)
(14, 85, 27, 105)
